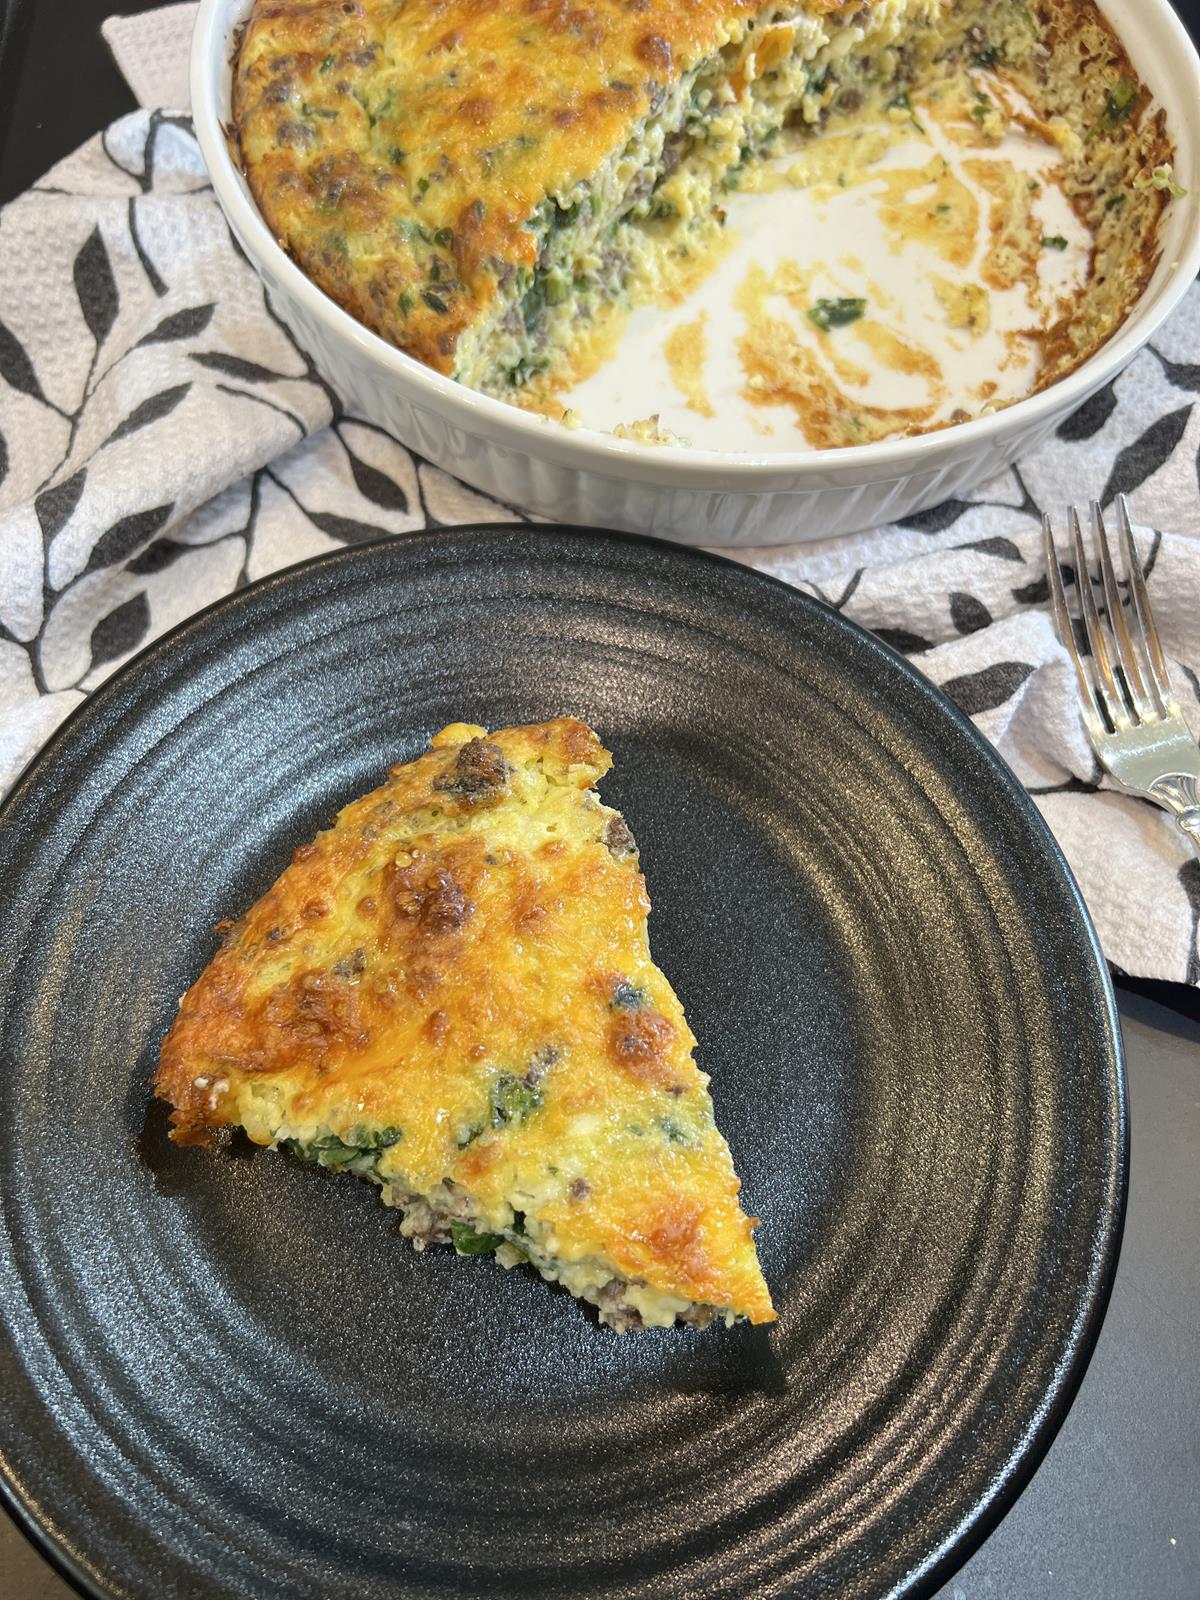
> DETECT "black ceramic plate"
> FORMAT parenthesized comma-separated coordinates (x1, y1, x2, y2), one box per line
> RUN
(0, 526, 1123, 1600)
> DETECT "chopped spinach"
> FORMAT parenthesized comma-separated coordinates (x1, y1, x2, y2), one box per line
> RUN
(433, 226, 454, 248)
(281, 1126, 401, 1175)
(1041, 235, 1069, 250)
(971, 44, 1001, 68)
(347, 1125, 403, 1150)
(506, 356, 550, 387)
(808, 297, 867, 332)
(421, 287, 449, 314)
(450, 1221, 503, 1256)
(490, 1072, 544, 1127)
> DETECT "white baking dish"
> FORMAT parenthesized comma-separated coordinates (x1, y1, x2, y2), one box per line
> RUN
(192, 0, 1200, 546)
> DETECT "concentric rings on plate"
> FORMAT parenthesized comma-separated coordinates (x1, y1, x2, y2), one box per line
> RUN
(0, 526, 1123, 1600)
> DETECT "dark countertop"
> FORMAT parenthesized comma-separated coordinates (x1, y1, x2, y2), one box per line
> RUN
(1, 5, 1199, 1597)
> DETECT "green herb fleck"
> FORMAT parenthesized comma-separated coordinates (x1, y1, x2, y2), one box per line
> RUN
(1105, 191, 1126, 211)
(388, 145, 407, 164)
(433, 226, 454, 248)
(319, 54, 336, 74)
(301, 102, 338, 121)
(416, 176, 430, 196)
(971, 44, 1001, 67)
(450, 1221, 503, 1256)
(808, 297, 867, 332)
(1104, 79, 1137, 127)
(1133, 164, 1188, 199)
(1041, 234, 1069, 250)
(421, 287, 449, 314)
(886, 90, 912, 111)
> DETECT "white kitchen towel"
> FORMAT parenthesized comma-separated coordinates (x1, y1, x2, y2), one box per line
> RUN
(102, 4, 197, 115)
(3, 21, 1200, 985)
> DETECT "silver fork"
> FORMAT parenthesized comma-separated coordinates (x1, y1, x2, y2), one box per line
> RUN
(1043, 494, 1200, 857)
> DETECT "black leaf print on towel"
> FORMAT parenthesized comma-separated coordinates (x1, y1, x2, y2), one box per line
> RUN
(128, 197, 166, 296)
(191, 351, 292, 382)
(136, 304, 216, 347)
(898, 499, 973, 534)
(85, 503, 174, 575)
(1011, 569, 1075, 604)
(103, 383, 191, 447)
(341, 437, 409, 512)
(128, 539, 192, 575)
(89, 593, 150, 674)
(215, 383, 307, 438)
(950, 592, 992, 635)
(1154, 350, 1200, 393)
(73, 226, 119, 347)
(34, 470, 87, 540)
(942, 660, 1035, 715)
(1100, 404, 1192, 506)
(806, 569, 864, 612)
(872, 625, 934, 655)
(955, 536, 1024, 562)
(0, 317, 56, 407)
(1178, 860, 1200, 987)
(1028, 775, 1102, 797)
(308, 510, 393, 545)
(1056, 381, 1117, 442)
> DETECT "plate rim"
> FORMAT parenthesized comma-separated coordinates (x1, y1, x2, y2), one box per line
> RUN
(0, 522, 1126, 1600)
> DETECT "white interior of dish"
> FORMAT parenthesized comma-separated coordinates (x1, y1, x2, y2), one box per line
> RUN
(194, 0, 1200, 475)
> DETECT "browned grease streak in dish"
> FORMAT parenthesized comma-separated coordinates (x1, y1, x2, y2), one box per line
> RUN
(875, 157, 980, 269)
(663, 314, 715, 417)
(964, 158, 1044, 294)
(735, 262, 942, 448)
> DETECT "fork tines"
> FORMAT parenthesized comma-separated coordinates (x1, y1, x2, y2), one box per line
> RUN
(1042, 494, 1178, 736)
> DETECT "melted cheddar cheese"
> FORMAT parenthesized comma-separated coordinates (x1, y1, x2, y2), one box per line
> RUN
(156, 718, 774, 1330)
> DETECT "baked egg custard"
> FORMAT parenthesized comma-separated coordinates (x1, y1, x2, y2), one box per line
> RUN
(232, 0, 1175, 437)
(156, 719, 774, 1331)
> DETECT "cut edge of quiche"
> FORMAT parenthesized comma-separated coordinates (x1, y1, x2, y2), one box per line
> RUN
(155, 718, 775, 1332)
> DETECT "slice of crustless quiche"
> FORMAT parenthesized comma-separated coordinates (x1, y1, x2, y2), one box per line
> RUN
(156, 718, 774, 1331)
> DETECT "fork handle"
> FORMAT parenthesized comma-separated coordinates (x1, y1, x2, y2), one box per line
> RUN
(1176, 808, 1200, 858)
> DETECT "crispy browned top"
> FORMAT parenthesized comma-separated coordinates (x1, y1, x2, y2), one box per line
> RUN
(232, 0, 856, 372)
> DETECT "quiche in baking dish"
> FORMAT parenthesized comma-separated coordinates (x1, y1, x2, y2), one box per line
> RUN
(156, 718, 774, 1331)
(231, 0, 1172, 417)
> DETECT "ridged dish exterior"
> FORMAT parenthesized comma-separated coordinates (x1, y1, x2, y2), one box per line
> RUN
(194, 0, 1200, 547)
